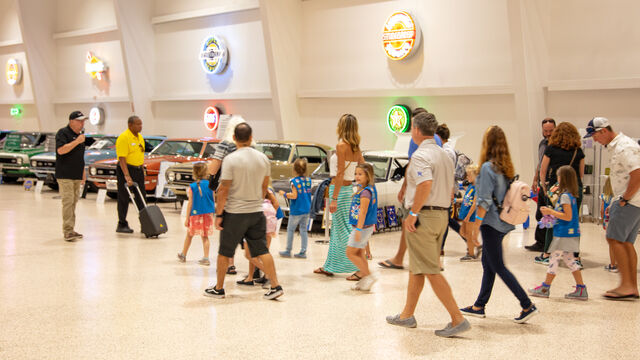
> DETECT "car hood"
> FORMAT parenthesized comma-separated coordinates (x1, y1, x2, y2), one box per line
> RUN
(93, 154, 201, 168)
(84, 149, 116, 165)
(0, 148, 46, 157)
(30, 152, 56, 161)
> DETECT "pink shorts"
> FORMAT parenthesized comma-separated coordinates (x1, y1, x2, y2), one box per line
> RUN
(263, 201, 278, 234)
(188, 213, 215, 237)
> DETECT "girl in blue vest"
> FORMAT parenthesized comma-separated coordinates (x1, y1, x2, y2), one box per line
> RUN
(177, 162, 214, 266)
(529, 165, 587, 300)
(279, 159, 312, 258)
(346, 163, 379, 291)
(459, 164, 481, 261)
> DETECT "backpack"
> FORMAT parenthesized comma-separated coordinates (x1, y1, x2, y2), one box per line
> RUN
(493, 175, 531, 225)
(454, 151, 472, 181)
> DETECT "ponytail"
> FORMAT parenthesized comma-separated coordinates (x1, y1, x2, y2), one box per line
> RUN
(196, 180, 203, 197)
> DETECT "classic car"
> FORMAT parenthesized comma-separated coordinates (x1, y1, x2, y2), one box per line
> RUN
(30, 135, 165, 190)
(87, 137, 219, 199)
(164, 140, 332, 200)
(272, 150, 409, 226)
(0, 130, 15, 148)
(0, 132, 55, 182)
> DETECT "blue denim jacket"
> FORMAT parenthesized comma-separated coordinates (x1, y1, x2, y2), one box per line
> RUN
(476, 161, 515, 234)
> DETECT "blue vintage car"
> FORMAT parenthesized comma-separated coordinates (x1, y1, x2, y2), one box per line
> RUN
(30, 134, 165, 190)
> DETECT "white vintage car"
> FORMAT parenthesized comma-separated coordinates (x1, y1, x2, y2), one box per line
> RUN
(272, 150, 408, 225)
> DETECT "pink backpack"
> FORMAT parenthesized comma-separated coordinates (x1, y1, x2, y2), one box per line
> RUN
(494, 176, 531, 225)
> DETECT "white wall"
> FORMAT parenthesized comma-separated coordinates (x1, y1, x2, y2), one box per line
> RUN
(301, 0, 513, 92)
(0, 0, 22, 43)
(0, 104, 39, 131)
(55, 0, 117, 33)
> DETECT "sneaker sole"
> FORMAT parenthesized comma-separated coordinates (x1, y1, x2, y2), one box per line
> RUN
(528, 293, 549, 298)
(565, 296, 588, 301)
(514, 308, 539, 323)
(386, 319, 417, 328)
(203, 292, 225, 299)
(460, 311, 486, 318)
(264, 290, 283, 300)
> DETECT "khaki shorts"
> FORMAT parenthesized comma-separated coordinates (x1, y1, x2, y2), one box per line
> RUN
(405, 209, 449, 275)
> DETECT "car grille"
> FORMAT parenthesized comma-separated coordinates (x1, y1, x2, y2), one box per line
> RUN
(96, 168, 117, 176)
(0, 158, 18, 164)
(176, 173, 193, 182)
(34, 161, 55, 168)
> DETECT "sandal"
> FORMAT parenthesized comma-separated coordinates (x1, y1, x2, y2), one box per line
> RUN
(346, 272, 362, 281)
(378, 259, 404, 270)
(226, 265, 237, 275)
(313, 267, 334, 277)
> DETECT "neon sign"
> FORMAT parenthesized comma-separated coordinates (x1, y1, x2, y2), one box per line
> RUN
(382, 11, 421, 60)
(89, 107, 104, 126)
(6, 58, 22, 85)
(387, 105, 411, 133)
(10, 105, 23, 118)
(204, 106, 220, 131)
(85, 52, 107, 80)
(200, 35, 228, 74)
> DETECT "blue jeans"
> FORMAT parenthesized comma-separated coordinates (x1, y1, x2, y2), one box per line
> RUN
(286, 214, 309, 254)
(474, 225, 532, 309)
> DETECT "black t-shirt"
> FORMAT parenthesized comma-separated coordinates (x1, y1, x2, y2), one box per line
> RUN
(55, 126, 85, 180)
(543, 145, 584, 187)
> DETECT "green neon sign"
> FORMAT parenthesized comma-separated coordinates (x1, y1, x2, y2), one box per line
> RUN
(387, 105, 411, 133)
(10, 105, 23, 118)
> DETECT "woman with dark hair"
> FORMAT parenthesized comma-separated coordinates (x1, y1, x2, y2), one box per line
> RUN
(460, 126, 538, 323)
(314, 114, 364, 279)
(536, 122, 585, 265)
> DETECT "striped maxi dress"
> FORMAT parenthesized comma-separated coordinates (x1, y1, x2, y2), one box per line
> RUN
(322, 184, 359, 273)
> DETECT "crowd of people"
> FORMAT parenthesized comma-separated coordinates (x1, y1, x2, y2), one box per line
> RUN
(54, 109, 640, 338)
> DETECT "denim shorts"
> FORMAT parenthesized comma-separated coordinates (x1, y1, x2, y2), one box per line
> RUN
(347, 226, 374, 248)
(607, 200, 640, 244)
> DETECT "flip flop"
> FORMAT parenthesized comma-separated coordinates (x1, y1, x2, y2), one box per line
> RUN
(378, 260, 404, 270)
(346, 272, 361, 281)
(226, 265, 237, 275)
(313, 267, 334, 277)
(603, 291, 640, 300)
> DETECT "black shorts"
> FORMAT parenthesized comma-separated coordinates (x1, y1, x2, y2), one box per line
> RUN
(219, 212, 269, 258)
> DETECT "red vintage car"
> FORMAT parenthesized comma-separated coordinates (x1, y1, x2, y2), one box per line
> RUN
(87, 137, 219, 199)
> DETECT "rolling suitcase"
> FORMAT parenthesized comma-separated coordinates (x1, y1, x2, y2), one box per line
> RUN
(126, 183, 168, 238)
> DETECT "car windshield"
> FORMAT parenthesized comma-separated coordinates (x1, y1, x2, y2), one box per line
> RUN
(151, 141, 203, 157)
(255, 143, 292, 162)
(3, 133, 39, 150)
(88, 138, 116, 150)
(364, 156, 390, 181)
(145, 139, 164, 152)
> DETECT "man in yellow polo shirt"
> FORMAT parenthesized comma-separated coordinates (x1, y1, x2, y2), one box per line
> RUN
(115, 115, 146, 233)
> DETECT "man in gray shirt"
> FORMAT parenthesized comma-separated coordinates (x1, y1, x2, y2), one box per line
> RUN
(386, 112, 470, 337)
(526, 118, 556, 252)
(204, 123, 283, 300)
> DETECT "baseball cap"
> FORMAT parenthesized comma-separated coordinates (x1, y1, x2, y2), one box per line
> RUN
(69, 110, 87, 121)
(583, 117, 609, 138)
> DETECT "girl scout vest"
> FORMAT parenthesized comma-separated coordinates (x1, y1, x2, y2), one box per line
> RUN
(554, 192, 580, 237)
(349, 185, 378, 227)
(190, 180, 215, 215)
(289, 176, 312, 216)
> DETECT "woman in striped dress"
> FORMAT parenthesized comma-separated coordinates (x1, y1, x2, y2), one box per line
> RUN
(314, 114, 365, 279)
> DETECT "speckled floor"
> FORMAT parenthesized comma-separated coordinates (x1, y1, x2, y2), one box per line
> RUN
(1, 184, 638, 359)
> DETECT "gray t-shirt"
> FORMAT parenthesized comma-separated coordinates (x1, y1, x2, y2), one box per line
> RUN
(220, 147, 271, 213)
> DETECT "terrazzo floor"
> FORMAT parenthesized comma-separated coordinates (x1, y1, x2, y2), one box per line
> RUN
(1, 184, 639, 359)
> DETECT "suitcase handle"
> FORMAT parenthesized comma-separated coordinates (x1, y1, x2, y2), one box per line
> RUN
(124, 182, 147, 211)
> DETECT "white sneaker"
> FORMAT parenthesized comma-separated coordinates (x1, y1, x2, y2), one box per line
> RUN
(358, 273, 378, 291)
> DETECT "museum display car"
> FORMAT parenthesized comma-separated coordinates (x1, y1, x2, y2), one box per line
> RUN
(0, 132, 55, 182)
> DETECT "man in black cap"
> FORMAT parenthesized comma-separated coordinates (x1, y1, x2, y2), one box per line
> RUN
(56, 111, 87, 241)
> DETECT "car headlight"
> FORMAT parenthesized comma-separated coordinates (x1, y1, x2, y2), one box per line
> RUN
(17, 158, 23, 165)
(31, 160, 38, 167)
(176, 173, 181, 181)
(167, 171, 175, 182)
(90, 167, 97, 176)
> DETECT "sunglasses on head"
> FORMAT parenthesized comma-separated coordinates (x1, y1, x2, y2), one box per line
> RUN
(542, 119, 556, 125)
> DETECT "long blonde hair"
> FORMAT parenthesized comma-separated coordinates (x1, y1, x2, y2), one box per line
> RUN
(479, 126, 515, 178)
(192, 162, 208, 197)
(337, 114, 360, 152)
(603, 177, 613, 199)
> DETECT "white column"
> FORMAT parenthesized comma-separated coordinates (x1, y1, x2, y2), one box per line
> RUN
(16, 0, 56, 131)
(113, 0, 155, 132)
(259, 0, 303, 140)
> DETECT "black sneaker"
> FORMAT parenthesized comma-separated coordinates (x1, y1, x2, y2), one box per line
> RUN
(116, 225, 134, 234)
(204, 286, 225, 299)
(264, 285, 283, 300)
(254, 276, 267, 284)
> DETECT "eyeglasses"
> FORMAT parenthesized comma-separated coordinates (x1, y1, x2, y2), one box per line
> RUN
(541, 119, 556, 125)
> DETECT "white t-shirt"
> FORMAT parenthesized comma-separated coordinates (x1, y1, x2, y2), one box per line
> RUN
(404, 139, 454, 209)
(608, 132, 640, 207)
(220, 147, 271, 213)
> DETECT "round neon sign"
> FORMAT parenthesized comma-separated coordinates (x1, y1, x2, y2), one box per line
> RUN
(89, 107, 105, 126)
(204, 106, 220, 131)
(6, 58, 22, 86)
(387, 105, 411, 133)
(200, 35, 228, 74)
(382, 11, 421, 60)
